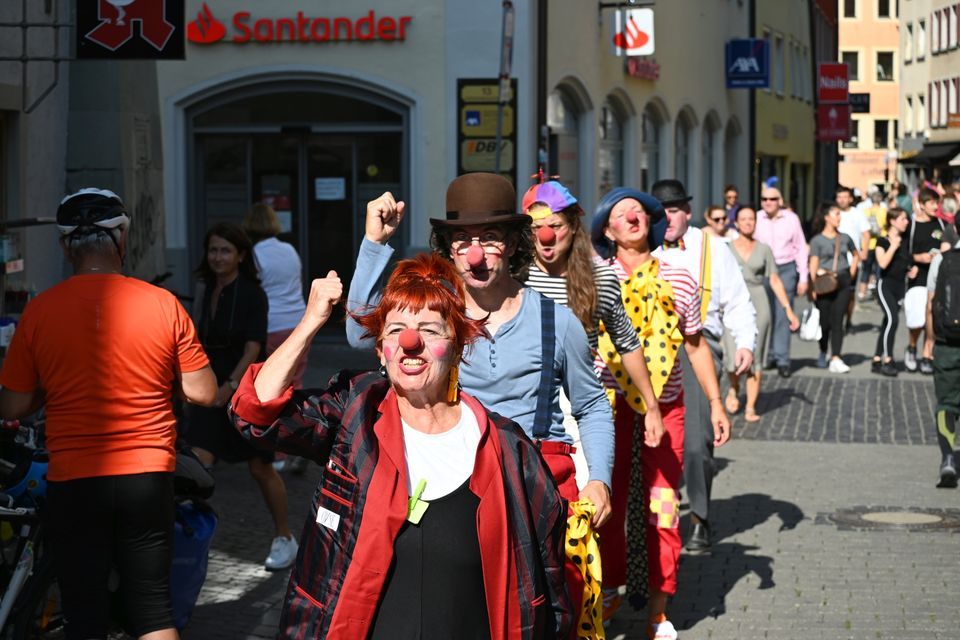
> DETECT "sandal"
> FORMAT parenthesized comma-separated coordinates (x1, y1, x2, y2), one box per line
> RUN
(744, 408, 760, 423)
(725, 388, 740, 414)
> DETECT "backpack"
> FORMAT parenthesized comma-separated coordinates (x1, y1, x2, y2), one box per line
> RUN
(933, 250, 960, 342)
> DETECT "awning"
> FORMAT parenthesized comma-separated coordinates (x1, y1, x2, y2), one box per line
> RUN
(951, 152, 960, 167)
(901, 142, 960, 164)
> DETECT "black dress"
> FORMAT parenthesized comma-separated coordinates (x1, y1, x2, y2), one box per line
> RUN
(369, 480, 491, 640)
(185, 274, 270, 463)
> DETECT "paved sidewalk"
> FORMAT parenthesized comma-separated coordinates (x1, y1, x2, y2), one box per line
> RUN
(183, 297, 960, 639)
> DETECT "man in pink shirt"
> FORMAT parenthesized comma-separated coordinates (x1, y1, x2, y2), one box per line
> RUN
(754, 187, 809, 377)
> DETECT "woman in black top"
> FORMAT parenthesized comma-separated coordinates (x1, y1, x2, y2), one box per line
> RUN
(186, 223, 299, 572)
(873, 209, 917, 376)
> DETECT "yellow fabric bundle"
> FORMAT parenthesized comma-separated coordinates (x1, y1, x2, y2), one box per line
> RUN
(566, 500, 605, 640)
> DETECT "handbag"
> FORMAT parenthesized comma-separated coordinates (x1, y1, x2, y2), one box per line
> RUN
(812, 236, 842, 295)
(799, 305, 822, 342)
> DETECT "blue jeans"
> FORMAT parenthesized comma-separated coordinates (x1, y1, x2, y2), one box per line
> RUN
(767, 261, 798, 367)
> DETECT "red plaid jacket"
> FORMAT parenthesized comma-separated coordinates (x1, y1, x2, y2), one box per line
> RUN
(230, 364, 572, 639)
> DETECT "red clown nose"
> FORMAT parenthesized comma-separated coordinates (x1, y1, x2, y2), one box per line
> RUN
(398, 328, 423, 351)
(625, 211, 640, 225)
(465, 245, 486, 268)
(536, 226, 557, 245)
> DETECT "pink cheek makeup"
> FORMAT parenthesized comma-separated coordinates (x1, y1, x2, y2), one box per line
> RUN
(428, 341, 452, 360)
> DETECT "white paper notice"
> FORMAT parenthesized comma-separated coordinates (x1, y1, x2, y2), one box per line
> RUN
(276, 210, 293, 233)
(314, 177, 346, 201)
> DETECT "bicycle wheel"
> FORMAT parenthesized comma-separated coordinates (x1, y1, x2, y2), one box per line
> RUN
(10, 555, 64, 640)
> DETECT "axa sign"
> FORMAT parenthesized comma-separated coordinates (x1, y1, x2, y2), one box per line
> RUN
(77, 0, 185, 59)
(186, 3, 413, 45)
(725, 39, 769, 88)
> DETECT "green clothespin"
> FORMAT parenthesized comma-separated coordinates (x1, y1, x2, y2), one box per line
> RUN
(407, 478, 429, 524)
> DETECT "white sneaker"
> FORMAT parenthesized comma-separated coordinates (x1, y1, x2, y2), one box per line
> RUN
(651, 619, 678, 639)
(904, 347, 918, 372)
(828, 358, 850, 374)
(264, 535, 298, 571)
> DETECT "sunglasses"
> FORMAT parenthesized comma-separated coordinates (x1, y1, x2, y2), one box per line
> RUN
(709, 216, 726, 223)
(760, 197, 779, 202)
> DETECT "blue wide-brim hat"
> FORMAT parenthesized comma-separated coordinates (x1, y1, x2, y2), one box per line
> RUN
(591, 187, 667, 259)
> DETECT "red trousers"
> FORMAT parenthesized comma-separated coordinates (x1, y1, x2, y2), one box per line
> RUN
(596, 393, 684, 595)
(539, 444, 584, 635)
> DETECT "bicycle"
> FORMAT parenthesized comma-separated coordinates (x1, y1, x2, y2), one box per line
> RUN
(0, 415, 64, 639)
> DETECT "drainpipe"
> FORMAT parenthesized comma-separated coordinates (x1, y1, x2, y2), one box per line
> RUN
(749, 0, 757, 202)
(537, 0, 547, 176)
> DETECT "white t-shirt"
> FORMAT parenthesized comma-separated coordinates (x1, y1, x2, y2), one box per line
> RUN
(401, 406, 481, 500)
(838, 208, 869, 254)
(252, 238, 307, 333)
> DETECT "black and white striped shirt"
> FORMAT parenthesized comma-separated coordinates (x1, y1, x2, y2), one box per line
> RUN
(525, 262, 642, 356)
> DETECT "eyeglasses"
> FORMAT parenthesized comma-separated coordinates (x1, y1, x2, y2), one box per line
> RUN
(450, 231, 507, 251)
(760, 197, 779, 202)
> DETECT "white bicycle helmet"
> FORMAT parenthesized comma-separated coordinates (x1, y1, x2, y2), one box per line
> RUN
(56, 188, 130, 236)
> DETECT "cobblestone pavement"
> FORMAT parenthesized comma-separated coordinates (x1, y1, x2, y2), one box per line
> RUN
(184, 299, 960, 639)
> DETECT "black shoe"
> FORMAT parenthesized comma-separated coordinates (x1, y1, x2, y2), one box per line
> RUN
(686, 521, 711, 552)
(880, 361, 898, 377)
(763, 361, 777, 371)
(920, 358, 934, 375)
(778, 365, 792, 379)
(871, 359, 882, 374)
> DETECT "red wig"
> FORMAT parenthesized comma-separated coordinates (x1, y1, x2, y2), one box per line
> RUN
(352, 253, 486, 357)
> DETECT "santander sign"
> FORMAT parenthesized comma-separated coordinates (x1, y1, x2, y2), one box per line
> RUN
(187, 3, 412, 45)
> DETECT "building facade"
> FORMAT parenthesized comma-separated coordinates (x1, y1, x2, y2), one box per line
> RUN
(898, 0, 960, 188)
(755, 0, 816, 218)
(838, 0, 900, 193)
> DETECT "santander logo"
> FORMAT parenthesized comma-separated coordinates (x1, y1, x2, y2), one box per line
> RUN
(185, 4, 412, 45)
(613, 18, 649, 51)
(187, 3, 226, 44)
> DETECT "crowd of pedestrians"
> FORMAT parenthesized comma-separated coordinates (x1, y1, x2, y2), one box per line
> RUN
(2, 171, 959, 640)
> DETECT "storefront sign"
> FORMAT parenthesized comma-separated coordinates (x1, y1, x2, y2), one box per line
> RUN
(457, 79, 518, 185)
(625, 57, 660, 80)
(816, 104, 851, 141)
(78, 0, 184, 59)
(818, 63, 849, 103)
(187, 4, 413, 45)
(314, 178, 346, 201)
(725, 39, 769, 88)
(612, 8, 655, 56)
(849, 93, 870, 113)
(949, 113, 960, 129)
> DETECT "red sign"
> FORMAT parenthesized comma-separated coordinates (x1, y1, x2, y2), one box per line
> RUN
(818, 62, 849, 104)
(816, 104, 851, 141)
(81, 0, 181, 57)
(186, 4, 412, 45)
(625, 57, 660, 80)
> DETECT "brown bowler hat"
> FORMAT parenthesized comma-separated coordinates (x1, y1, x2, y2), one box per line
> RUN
(429, 172, 531, 228)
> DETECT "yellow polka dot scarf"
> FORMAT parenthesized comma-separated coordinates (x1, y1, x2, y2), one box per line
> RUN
(598, 258, 683, 413)
(566, 500, 605, 640)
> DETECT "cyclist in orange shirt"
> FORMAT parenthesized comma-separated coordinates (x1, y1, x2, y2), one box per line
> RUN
(0, 189, 217, 640)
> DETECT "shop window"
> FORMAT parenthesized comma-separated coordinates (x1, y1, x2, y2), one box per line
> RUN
(598, 99, 624, 199)
(701, 115, 721, 208)
(843, 0, 857, 18)
(874, 120, 889, 149)
(843, 119, 860, 149)
(641, 105, 661, 191)
(876, 51, 894, 81)
(674, 110, 694, 188)
(841, 51, 859, 81)
(548, 88, 581, 196)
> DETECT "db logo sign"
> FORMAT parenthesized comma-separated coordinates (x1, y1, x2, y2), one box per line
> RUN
(612, 8, 655, 56)
(77, 0, 185, 59)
